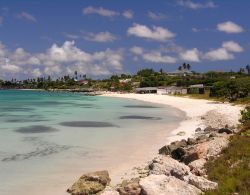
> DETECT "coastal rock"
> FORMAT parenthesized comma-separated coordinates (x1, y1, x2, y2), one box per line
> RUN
(117, 178, 141, 195)
(183, 143, 208, 164)
(67, 170, 110, 195)
(187, 138, 197, 145)
(188, 159, 207, 176)
(195, 128, 202, 132)
(159, 140, 187, 155)
(218, 128, 233, 134)
(177, 131, 186, 136)
(101, 186, 119, 195)
(149, 155, 190, 179)
(184, 174, 218, 191)
(171, 147, 187, 161)
(204, 126, 217, 133)
(196, 135, 208, 143)
(140, 175, 202, 195)
(206, 137, 229, 159)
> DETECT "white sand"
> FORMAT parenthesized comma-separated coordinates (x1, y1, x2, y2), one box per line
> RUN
(103, 93, 243, 147)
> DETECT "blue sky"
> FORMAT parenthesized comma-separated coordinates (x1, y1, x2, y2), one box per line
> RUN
(0, 0, 249, 79)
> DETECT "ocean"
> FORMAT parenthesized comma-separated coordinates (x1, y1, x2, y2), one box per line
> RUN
(0, 90, 184, 194)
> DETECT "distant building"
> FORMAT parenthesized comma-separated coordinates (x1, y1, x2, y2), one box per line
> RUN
(135, 87, 157, 94)
(119, 78, 132, 83)
(78, 80, 89, 85)
(157, 86, 187, 95)
(187, 84, 205, 94)
(168, 69, 193, 77)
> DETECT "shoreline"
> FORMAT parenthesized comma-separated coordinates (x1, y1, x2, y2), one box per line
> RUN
(101, 93, 243, 183)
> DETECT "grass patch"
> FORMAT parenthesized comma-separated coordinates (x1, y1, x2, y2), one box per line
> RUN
(204, 132, 250, 195)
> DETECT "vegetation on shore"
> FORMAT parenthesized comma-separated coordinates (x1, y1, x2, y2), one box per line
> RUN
(1, 63, 250, 102)
(204, 107, 250, 195)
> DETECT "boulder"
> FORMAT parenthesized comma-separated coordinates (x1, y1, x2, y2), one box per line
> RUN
(140, 175, 202, 195)
(117, 178, 141, 195)
(188, 159, 207, 176)
(182, 143, 208, 164)
(187, 138, 197, 145)
(171, 147, 187, 161)
(67, 170, 110, 195)
(218, 128, 233, 134)
(204, 126, 217, 133)
(184, 174, 218, 191)
(206, 137, 229, 159)
(149, 155, 190, 179)
(195, 127, 202, 132)
(101, 186, 119, 195)
(159, 140, 187, 155)
(196, 135, 208, 143)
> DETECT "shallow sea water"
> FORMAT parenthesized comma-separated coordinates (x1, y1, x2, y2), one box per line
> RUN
(0, 90, 185, 194)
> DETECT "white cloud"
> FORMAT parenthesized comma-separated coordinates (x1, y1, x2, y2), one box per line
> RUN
(222, 41, 243, 53)
(142, 51, 177, 63)
(122, 10, 133, 19)
(130, 46, 176, 63)
(63, 33, 80, 40)
(203, 48, 234, 61)
(18, 12, 37, 22)
(217, 21, 244, 34)
(82, 6, 119, 17)
(127, 23, 175, 42)
(0, 41, 124, 79)
(180, 48, 200, 62)
(178, 0, 217, 9)
(84, 31, 117, 42)
(147, 11, 166, 20)
(130, 46, 144, 55)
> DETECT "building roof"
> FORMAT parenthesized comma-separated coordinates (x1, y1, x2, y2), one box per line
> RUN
(189, 84, 204, 88)
(168, 69, 193, 75)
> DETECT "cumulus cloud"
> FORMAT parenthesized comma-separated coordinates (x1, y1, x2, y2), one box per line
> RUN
(122, 10, 133, 19)
(130, 46, 176, 63)
(84, 31, 117, 42)
(0, 41, 124, 79)
(178, 0, 217, 9)
(217, 21, 244, 34)
(203, 41, 243, 61)
(179, 48, 200, 62)
(82, 6, 119, 17)
(17, 12, 37, 22)
(127, 23, 175, 42)
(222, 41, 244, 52)
(147, 11, 166, 20)
(130, 46, 144, 55)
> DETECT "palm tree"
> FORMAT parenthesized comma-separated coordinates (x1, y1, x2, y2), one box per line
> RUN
(74, 70, 78, 80)
(178, 66, 182, 71)
(182, 63, 187, 70)
(187, 64, 191, 70)
(246, 65, 250, 74)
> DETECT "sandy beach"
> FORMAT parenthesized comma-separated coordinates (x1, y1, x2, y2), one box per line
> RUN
(103, 93, 243, 141)
(101, 93, 243, 183)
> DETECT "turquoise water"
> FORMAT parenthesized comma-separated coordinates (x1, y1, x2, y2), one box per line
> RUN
(0, 90, 184, 194)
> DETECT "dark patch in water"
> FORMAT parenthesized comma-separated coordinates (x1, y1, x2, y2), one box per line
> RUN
(2, 145, 72, 162)
(59, 121, 117, 128)
(15, 125, 58, 133)
(6, 118, 49, 123)
(119, 115, 161, 120)
(0, 107, 35, 112)
(124, 105, 159, 108)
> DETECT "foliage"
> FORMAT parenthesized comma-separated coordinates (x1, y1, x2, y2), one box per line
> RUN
(204, 132, 250, 195)
(239, 106, 250, 124)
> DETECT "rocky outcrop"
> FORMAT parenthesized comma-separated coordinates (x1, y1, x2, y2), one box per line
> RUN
(101, 186, 119, 195)
(188, 159, 207, 176)
(184, 174, 218, 191)
(140, 174, 202, 195)
(149, 155, 190, 179)
(67, 170, 110, 195)
(116, 178, 141, 195)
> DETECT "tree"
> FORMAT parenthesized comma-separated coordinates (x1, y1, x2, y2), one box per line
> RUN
(187, 64, 191, 70)
(74, 70, 78, 80)
(182, 63, 187, 70)
(178, 66, 182, 71)
(246, 65, 250, 74)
